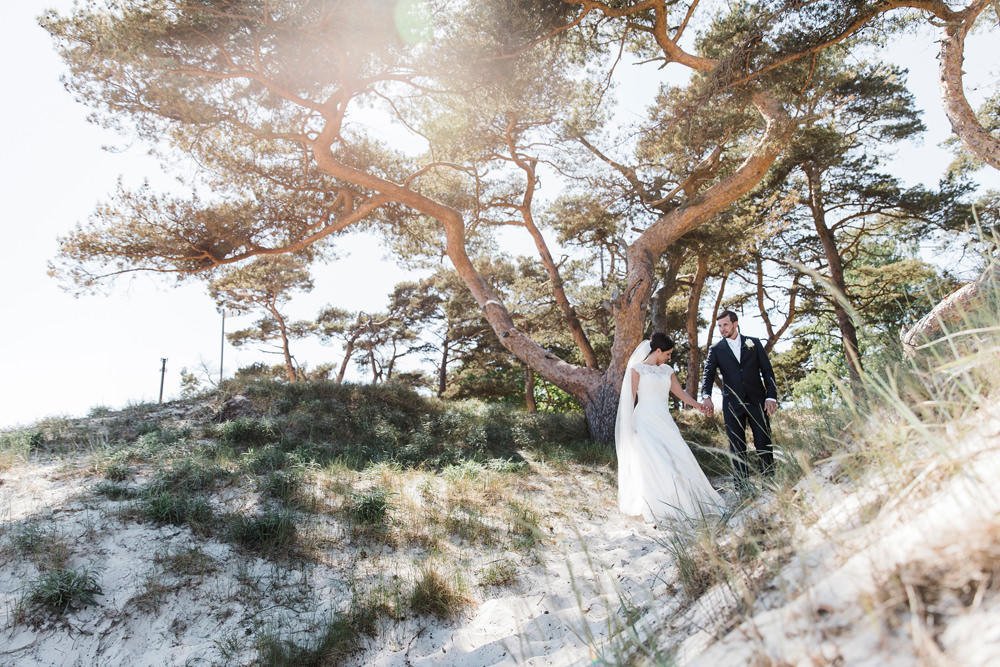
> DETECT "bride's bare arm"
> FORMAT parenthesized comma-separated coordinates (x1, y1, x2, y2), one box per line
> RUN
(669, 373, 702, 410)
(631, 368, 640, 405)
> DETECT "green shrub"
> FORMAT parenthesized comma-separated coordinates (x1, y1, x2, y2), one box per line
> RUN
(227, 508, 297, 554)
(218, 381, 593, 468)
(21, 566, 103, 617)
(93, 481, 137, 501)
(260, 469, 303, 504)
(347, 487, 395, 525)
(139, 491, 214, 529)
(213, 417, 281, 448)
(104, 461, 132, 482)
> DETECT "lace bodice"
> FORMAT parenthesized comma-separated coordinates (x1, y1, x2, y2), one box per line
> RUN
(634, 363, 674, 377)
(634, 363, 674, 405)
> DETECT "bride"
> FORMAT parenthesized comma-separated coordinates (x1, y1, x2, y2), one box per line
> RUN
(615, 333, 724, 522)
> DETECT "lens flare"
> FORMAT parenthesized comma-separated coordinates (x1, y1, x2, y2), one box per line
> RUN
(394, 0, 432, 45)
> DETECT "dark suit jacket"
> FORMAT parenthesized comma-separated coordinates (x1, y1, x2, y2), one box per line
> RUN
(701, 335, 777, 413)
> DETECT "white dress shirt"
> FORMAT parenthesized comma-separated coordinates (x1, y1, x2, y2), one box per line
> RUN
(726, 334, 742, 362)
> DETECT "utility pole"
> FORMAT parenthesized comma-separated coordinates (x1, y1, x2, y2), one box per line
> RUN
(159, 358, 168, 404)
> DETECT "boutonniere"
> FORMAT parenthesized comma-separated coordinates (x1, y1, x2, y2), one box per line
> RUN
(745, 339, 755, 349)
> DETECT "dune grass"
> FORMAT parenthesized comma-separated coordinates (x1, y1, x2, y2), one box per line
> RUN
(586, 275, 1000, 665)
(0, 383, 621, 665)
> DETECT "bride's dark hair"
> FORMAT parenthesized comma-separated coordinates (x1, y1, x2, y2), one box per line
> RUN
(649, 332, 674, 352)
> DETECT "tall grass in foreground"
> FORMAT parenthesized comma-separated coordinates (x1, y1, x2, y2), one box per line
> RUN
(588, 274, 1000, 666)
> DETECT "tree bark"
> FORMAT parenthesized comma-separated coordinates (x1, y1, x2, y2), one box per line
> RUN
(385, 342, 396, 382)
(438, 338, 449, 397)
(335, 338, 354, 384)
(368, 348, 379, 384)
(524, 365, 537, 413)
(901, 260, 1000, 352)
(805, 164, 863, 382)
(581, 381, 620, 447)
(685, 254, 708, 399)
(649, 249, 683, 333)
(513, 154, 600, 369)
(266, 303, 298, 383)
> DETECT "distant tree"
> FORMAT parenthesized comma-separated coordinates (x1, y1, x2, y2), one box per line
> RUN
(178, 367, 202, 399)
(208, 257, 315, 382)
(746, 54, 974, 379)
(315, 307, 367, 384)
(385, 269, 492, 398)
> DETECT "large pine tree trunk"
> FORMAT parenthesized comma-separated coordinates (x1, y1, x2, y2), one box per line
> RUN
(650, 250, 683, 333)
(581, 377, 621, 445)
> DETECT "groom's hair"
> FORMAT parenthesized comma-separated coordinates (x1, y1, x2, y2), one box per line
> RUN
(719, 310, 739, 323)
(650, 332, 674, 352)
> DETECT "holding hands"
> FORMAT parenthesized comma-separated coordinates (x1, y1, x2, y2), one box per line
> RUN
(700, 397, 714, 417)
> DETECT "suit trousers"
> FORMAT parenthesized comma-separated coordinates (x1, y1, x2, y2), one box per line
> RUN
(722, 399, 774, 481)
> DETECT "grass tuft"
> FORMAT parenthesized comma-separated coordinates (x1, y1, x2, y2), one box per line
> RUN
(213, 417, 281, 449)
(253, 611, 369, 667)
(93, 481, 138, 501)
(409, 565, 471, 619)
(0, 429, 40, 469)
(347, 486, 395, 526)
(103, 461, 132, 482)
(18, 566, 103, 619)
(226, 508, 298, 555)
(154, 545, 219, 577)
(478, 558, 519, 587)
(139, 491, 214, 531)
(5, 521, 70, 569)
(260, 468, 304, 505)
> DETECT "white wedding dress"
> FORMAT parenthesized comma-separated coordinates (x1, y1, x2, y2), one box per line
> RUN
(615, 342, 723, 523)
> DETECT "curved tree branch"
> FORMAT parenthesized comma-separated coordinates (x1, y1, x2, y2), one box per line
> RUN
(939, 0, 1000, 170)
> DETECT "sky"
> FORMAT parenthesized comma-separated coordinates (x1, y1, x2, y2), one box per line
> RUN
(0, 2, 995, 429)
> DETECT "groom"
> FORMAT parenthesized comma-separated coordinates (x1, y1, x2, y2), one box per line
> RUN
(700, 310, 778, 485)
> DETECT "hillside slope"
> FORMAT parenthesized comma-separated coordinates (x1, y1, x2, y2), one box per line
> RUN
(2, 360, 999, 666)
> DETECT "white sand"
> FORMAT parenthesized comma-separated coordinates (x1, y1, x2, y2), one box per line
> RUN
(0, 436, 677, 666)
(3, 404, 1000, 665)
